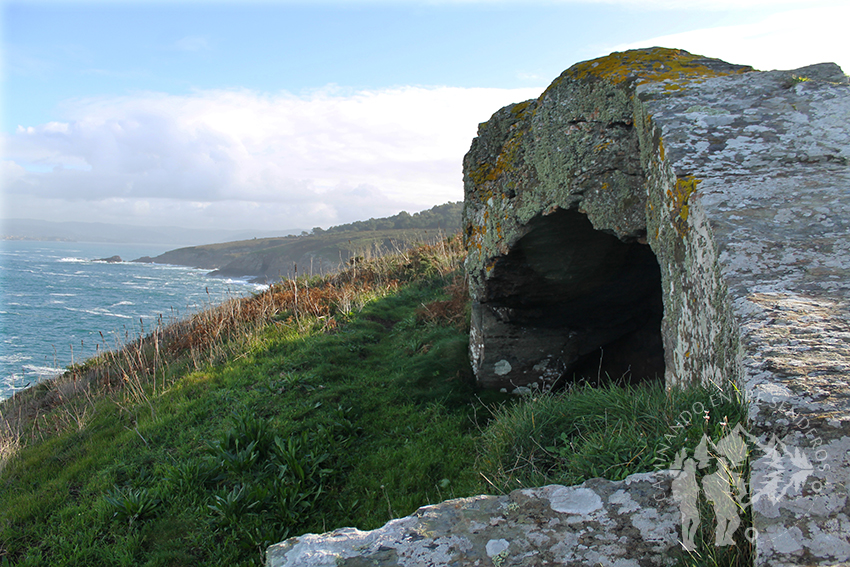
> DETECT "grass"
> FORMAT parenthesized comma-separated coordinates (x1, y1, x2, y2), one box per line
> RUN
(0, 234, 751, 567)
(478, 380, 752, 567)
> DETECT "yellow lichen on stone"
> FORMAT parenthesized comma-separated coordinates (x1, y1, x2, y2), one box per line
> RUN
(509, 100, 535, 119)
(668, 175, 701, 237)
(594, 140, 613, 152)
(464, 223, 488, 253)
(468, 129, 526, 186)
(564, 47, 752, 88)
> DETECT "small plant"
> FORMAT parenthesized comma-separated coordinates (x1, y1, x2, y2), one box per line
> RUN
(104, 486, 162, 525)
(784, 74, 811, 89)
(269, 433, 333, 488)
(208, 484, 260, 528)
(206, 413, 276, 479)
(164, 457, 217, 494)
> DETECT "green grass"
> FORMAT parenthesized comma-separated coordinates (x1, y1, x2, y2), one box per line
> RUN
(478, 380, 751, 567)
(0, 238, 751, 567)
(0, 271, 494, 566)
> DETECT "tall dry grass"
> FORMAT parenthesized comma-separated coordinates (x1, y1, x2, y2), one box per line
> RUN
(0, 411, 22, 476)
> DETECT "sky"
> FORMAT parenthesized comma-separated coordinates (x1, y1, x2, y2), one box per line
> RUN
(2, 0, 848, 233)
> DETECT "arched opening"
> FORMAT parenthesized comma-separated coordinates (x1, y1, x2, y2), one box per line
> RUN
(480, 208, 664, 389)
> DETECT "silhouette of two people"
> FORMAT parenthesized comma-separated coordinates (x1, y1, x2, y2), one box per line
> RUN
(671, 425, 749, 550)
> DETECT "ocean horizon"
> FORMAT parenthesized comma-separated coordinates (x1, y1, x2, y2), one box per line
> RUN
(0, 240, 264, 402)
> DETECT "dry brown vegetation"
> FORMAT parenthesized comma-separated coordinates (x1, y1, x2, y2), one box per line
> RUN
(415, 272, 470, 329)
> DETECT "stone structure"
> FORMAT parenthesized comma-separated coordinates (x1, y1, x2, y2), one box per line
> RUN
(463, 48, 850, 566)
(267, 472, 679, 567)
(463, 49, 757, 392)
(266, 49, 850, 567)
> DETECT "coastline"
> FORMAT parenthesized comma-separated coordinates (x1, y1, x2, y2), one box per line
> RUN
(0, 241, 262, 402)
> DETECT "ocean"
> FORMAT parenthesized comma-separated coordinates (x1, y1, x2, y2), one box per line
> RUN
(0, 240, 265, 402)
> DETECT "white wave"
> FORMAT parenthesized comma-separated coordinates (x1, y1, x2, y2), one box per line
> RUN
(42, 271, 86, 278)
(58, 257, 87, 263)
(63, 306, 133, 319)
(1, 374, 23, 385)
(23, 364, 64, 376)
(0, 353, 33, 364)
(50, 293, 77, 297)
(111, 301, 134, 307)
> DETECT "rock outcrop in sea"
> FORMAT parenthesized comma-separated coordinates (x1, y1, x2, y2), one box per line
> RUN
(94, 255, 122, 263)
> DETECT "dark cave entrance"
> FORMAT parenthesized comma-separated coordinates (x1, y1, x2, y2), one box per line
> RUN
(484, 208, 665, 388)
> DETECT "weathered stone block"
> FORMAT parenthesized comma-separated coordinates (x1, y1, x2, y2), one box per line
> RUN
(463, 48, 755, 391)
(266, 471, 680, 567)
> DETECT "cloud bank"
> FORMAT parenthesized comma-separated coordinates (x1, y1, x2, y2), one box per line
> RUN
(3, 86, 541, 230)
(612, 4, 850, 74)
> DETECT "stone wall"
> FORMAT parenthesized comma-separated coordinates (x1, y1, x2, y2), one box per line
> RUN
(266, 49, 850, 567)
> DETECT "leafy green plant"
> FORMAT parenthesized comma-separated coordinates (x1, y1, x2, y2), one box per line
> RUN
(208, 484, 260, 528)
(164, 457, 217, 494)
(103, 486, 161, 525)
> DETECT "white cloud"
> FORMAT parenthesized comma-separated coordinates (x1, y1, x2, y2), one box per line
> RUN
(610, 4, 850, 73)
(3, 85, 541, 229)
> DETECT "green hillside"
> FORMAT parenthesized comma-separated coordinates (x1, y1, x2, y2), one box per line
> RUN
(135, 202, 463, 282)
(0, 235, 746, 567)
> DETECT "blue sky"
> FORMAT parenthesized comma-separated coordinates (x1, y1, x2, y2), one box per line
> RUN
(2, 0, 848, 232)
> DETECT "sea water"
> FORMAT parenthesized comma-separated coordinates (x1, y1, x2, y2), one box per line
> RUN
(0, 240, 265, 402)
